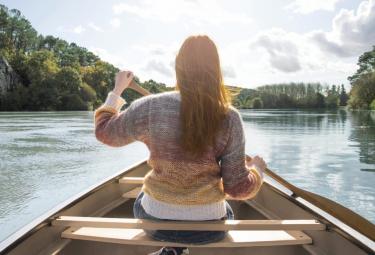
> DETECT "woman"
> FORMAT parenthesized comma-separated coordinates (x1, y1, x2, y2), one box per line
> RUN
(95, 35, 266, 255)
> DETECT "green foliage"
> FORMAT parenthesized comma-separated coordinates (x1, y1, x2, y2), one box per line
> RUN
(27, 79, 60, 110)
(347, 46, 375, 110)
(348, 46, 375, 83)
(231, 88, 257, 108)
(54, 66, 82, 93)
(348, 72, 375, 109)
(339, 84, 349, 106)
(0, 5, 38, 54)
(251, 97, 263, 109)
(80, 83, 97, 102)
(81, 60, 118, 103)
(232, 83, 340, 109)
(26, 50, 59, 84)
(325, 94, 339, 108)
(370, 99, 375, 110)
(0, 5, 170, 111)
(325, 85, 339, 108)
(58, 94, 87, 110)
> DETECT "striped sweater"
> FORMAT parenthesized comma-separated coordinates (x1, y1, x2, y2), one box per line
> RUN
(94, 91, 263, 219)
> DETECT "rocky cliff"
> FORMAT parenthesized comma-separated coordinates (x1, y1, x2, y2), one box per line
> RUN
(0, 56, 21, 95)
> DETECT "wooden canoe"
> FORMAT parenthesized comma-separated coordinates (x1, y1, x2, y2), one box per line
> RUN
(0, 159, 374, 255)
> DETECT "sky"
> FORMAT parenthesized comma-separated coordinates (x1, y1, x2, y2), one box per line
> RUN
(2, 0, 375, 88)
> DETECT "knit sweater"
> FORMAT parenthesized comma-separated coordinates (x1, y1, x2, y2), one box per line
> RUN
(95, 91, 263, 218)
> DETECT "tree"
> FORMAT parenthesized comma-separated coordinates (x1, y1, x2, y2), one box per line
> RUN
(54, 66, 82, 93)
(80, 82, 96, 102)
(0, 5, 173, 111)
(325, 94, 339, 108)
(348, 72, 375, 109)
(339, 84, 349, 106)
(315, 92, 325, 108)
(59, 94, 87, 110)
(251, 97, 263, 109)
(348, 46, 375, 83)
(26, 79, 60, 110)
(370, 99, 375, 110)
(82, 60, 118, 102)
(26, 50, 59, 84)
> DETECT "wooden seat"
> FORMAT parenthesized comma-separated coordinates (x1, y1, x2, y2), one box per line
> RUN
(53, 216, 325, 231)
(102, 176, 319, 247)
(55, 216, 323, 247)
(61, 227, 312, 247)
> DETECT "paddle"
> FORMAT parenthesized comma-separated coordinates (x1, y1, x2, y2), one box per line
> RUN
(128, 80, 375, 241)
(128, 80, 152, 96)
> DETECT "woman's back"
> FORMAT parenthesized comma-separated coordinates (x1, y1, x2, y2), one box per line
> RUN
(143, 90, 228, 206)
(95, 90, 263, 210)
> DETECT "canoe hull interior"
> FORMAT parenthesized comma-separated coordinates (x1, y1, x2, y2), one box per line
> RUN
(1, 160, 373, 255)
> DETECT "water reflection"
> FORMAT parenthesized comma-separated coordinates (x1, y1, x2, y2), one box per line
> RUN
(0, 112, 149, 242)
(241, 109, 375, 223)
(349, 111, 375, 170)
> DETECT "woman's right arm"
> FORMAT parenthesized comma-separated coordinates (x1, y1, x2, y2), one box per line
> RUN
(220, 109, 264, 200)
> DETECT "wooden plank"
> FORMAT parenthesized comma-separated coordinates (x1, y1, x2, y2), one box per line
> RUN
(122, 187, 142, 199)
(53, 216, 325, 231)
(61, 227, 312, 247)
(119, 177, 144, 185)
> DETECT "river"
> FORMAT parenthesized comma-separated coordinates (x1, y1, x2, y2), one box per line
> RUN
(0, 109, 374, 242)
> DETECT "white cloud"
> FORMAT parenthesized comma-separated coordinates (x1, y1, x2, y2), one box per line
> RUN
(88, 22, 103, 32)
(215, 27, 357, 87)
(134, 43, 176, 78)
(143, 59, 173, 77)
(310, 0, 375, 57)
(112, 0, 252, 25)
(252, 30, 302, 73)
(286, 0, 341, 14)
(110, 18, 121, 28)
(132, 43, 177, 56)
(85, 1, 368, 87)
(73, 25, 85, 34)
(89, 47, 128, 69)
(222, 65, 236, 78)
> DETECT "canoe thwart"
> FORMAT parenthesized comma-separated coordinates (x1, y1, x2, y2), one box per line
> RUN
(53, 216, 325, 231)
(61, 227, 312, 247)
(119, 177, 144, 185)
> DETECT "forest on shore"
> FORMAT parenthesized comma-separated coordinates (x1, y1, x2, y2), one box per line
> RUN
(0, 5, 374, 111)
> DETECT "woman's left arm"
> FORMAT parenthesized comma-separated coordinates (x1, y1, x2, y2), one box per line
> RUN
(94, 71, 150, 147)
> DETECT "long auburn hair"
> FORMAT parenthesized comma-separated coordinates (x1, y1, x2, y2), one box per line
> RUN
(175, 35, 231, 157)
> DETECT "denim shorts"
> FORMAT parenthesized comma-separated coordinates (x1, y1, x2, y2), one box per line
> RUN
(133, 192, 234, 244)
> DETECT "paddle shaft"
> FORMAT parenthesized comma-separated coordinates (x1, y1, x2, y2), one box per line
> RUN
(128, 80, 152, 96)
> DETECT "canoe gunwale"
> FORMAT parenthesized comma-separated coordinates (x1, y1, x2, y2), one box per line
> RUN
(0, 159, 148, 255)
(261, 180, 375, 253)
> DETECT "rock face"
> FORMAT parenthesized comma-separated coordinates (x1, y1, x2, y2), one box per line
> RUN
(0, 56, 21, 95)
